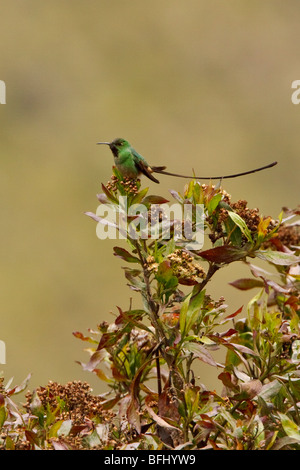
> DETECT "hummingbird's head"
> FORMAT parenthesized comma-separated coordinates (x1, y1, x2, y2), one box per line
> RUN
(97, 138, 130, 158)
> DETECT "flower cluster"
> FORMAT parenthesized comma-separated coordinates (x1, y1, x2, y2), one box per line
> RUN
(167, 249, 206, 284)
(25, 380, 108, 425)
(106, 175, 141, 195)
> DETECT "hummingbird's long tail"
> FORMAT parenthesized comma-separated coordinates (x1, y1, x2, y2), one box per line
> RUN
(151, 161, 277, 180)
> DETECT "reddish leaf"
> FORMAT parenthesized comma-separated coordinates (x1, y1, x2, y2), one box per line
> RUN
(142, 195, 169, 205)
(219, 328, 237, 338)
(229, 278, 264, 290)
(25, 430, 40, 447)
(178, 277, 199, 286)
(218, 372, 238, 391)
(145, 402, 179, 431)
(208, 334, 258, 357)
(127, 397, 141, 434)
(158, 388, 181, 422)
(238, 379, 263, 400)
(199, 246, 248, 264)
(113, 246, 140, 264)
(224, 305, 243, 320)
(72, 331, 96, 343)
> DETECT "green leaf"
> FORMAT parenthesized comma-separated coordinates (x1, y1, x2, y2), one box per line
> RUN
(101, 183, 119, 204)
(207, 193, 222, 215)
(155, 260, 178, 299)
(0, 405, 6, 429)
(228, 211, 253, 243)
(83, 429, 101, 448)
(180, 286, 205, 335)
(254, 250, 300, 266)
(49, 420, 64, 438)
(278, 412, 300, 441)
(223, 216, 243, 246)
(257, 380, 282, 401)
(130, 187, 149, 205)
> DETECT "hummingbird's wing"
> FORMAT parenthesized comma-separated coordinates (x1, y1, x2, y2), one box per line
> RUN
(132, 150, 161, 184)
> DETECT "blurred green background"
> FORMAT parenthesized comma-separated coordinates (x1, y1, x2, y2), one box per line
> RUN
(1, 0, 299, 396)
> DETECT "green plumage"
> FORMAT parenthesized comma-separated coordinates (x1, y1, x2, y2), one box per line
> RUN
(97, 138, 277, 184)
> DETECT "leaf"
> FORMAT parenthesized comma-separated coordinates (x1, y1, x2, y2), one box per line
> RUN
(50, 439, 70, 450)
(223, 305, 243, 321)
(207, 192, 222, 215)
(218, 372, 238, 391)
(208, 334, 258, 357)
(199, 245, 249, 263)
(72, 331, 98, 343)
(81, 350, 107, 372)
(113, 246, 140, 263)
(0, 405, 6, 429)
(180, 286, 205, 336)
(25, 430, 40, 447)
(130, 187, 149, 205)
(84, 211, 118, 228)
(238, 379, 263, 400)
(223, 215, 243, 246)
(229, 278, 265, 290)
(127, 397, 141, 434)
(94, 368, 113, 383)
(7, 373, 31, 396)
(169, 189, 184, 203)
(96, 193, 109, 204)
(5, 436, 15, 450)
(257, 380, 282, 401)
(257, 216, 272, 239)
(83, 429, 101, 448)
(101, 183, 119, 204)
(142, 195, 169, 205)
(228, 211, 253, 243)
(271, 436, 300, 450)
(145, 403, 179, 431)
(49, 420, 64, 438)
(57, 419, 73, 437)
(254, 250, 300, 266)
(183, 342, 218, 367)
(126, 355, 157, 434)
(155, 260, 178, 298)
(278, 412, 300, 441)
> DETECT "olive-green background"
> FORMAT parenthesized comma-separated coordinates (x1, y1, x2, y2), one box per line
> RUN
(1, 1, 299, 396)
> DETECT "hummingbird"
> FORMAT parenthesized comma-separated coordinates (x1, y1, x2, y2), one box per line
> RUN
(97, 138, 277, 184)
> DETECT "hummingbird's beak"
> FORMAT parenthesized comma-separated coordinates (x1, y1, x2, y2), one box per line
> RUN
(97, 142, 111, 145)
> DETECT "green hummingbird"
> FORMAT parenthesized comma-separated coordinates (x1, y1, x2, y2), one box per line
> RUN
(97, 138, 277, 184)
